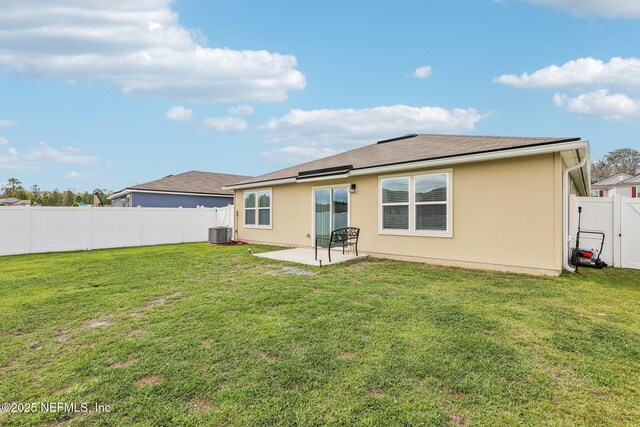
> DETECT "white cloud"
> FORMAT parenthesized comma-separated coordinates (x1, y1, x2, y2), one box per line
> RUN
(228, 105, 254, 116)
(262, 146, 342, 164)
(496, 57, 640, 121)
(0, 1, 306, 103)
(261, 104, 488, 146)
(494, 57, 640, 91)
(411, 66, 432, 79)
(164, 105, 192, 121)
(202, 117, 248, 132)
(63, 171, 82, 179)
(0, 119, 16, 127)
(0, 141, 106, 170)
(0, 136, 8, 145)
(553, 90, 640, 120)
(524, 0, 640, 18)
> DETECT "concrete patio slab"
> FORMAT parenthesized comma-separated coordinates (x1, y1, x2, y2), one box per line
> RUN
(253, 247, 363, 267)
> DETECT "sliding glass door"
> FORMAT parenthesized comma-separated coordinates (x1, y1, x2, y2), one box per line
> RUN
(314, 187, 348, 244)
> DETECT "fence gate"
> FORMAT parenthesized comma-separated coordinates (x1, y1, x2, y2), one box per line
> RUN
(571, 195, 640, 270)
(621, 198, 640, 269)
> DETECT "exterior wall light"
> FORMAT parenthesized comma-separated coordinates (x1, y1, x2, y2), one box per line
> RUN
(350, 183, 356, 193)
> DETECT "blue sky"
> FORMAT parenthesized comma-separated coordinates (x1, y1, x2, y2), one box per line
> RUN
(1, 0, 639, 191)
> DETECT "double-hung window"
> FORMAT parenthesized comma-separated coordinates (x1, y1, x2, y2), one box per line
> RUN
(244, 189, 271, 227)
(380, 171, 451, 237)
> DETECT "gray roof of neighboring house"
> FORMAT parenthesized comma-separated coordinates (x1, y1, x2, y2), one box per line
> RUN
(619, 174, 640, 186)
(0, 198, 31, 206)
(115, 171, 253, 197)
(227, 134, 581, 187)
(592, 172, 634, 188)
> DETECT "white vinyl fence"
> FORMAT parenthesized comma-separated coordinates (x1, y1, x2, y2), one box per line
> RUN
(0, 205, 234, 256)
(571, 195, 640, 269)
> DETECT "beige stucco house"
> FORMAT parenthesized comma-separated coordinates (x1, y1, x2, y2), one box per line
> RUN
(225, 134, 591, 276)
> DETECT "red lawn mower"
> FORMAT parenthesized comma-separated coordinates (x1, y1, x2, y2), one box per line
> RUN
(571, 207, 607, 270)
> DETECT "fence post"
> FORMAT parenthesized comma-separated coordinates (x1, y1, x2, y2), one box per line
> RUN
(86, 205, 93, 251)
(179, 206, 184, 243)
(23, 205, 31, 254)
(136, 206, 142, 246)
(613, 195, 622, 268)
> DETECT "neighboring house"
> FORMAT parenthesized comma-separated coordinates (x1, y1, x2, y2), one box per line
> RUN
(225, 134, 590, 276)
(0, 198, 31, 206)
(591, 172, 640, 198)
(109, 171, 251, 208)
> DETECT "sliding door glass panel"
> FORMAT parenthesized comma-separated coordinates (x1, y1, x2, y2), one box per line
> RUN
(332, 188, 348, 230)
(315, 189, 331, 243)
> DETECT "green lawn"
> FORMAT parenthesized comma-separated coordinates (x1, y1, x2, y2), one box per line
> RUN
(0, 244, 639, 426)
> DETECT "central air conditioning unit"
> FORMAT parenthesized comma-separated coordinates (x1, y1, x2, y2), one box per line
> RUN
(208, 227, 232, 244)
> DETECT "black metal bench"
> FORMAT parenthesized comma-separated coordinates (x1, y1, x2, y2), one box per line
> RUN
(315, 227, 360, 263)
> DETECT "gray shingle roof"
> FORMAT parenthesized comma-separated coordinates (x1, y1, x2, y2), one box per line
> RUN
(592, 172, 634, 187)
(125, 171, 252, 196)
(228, 134, 580, 187)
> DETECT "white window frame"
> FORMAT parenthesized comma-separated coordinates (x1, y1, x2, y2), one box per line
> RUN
(243, 188, 272, 229)
(378, 169, 453, 238)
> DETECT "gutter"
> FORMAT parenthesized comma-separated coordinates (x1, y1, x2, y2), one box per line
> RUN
(562, 152, 588, 273)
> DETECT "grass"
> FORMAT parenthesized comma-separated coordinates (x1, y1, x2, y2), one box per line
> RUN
(0, 243, 639, 426)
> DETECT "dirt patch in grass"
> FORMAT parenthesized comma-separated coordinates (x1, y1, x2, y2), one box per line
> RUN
(144, 292, 182, 309)
(54, 329, 69, 342)
(186, 397, 213, 411)
(261, 353, 278, 363)
(364, 388, 385, 398)
(0, 358, 18, 372)
(336, 352, 358, 360)
(127, 329, 147, 338)
(110, 359, 135, 368)
(145, 298, 166, 309)
(345, 261, 381, 270)
(135, 375, 161, 388)
(267, 267, 315, 276)
(202, 338, 212, 348)
(85, 319, 111, 328)
(294, 344, 310, 353)
(451, 413, 467, 426)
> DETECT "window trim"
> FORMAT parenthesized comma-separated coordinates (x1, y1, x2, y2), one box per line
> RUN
(243, 188, 272, 229)
(378, 170, 453, 238)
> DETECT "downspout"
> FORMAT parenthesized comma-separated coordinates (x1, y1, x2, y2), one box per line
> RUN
(562, 153, 587, 273)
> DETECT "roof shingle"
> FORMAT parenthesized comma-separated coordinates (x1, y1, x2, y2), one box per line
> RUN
(125, 171, 252, 196)
(228, 134, 580, 187)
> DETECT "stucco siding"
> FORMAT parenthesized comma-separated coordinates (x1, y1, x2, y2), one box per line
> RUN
(235, 154, 564, 275)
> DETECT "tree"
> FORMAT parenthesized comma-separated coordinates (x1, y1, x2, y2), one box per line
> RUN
(591, 148, 640, 183)
(604, 148, 640, 176)
(2, 177, 24, 197)
(591, 160, 613, 183)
